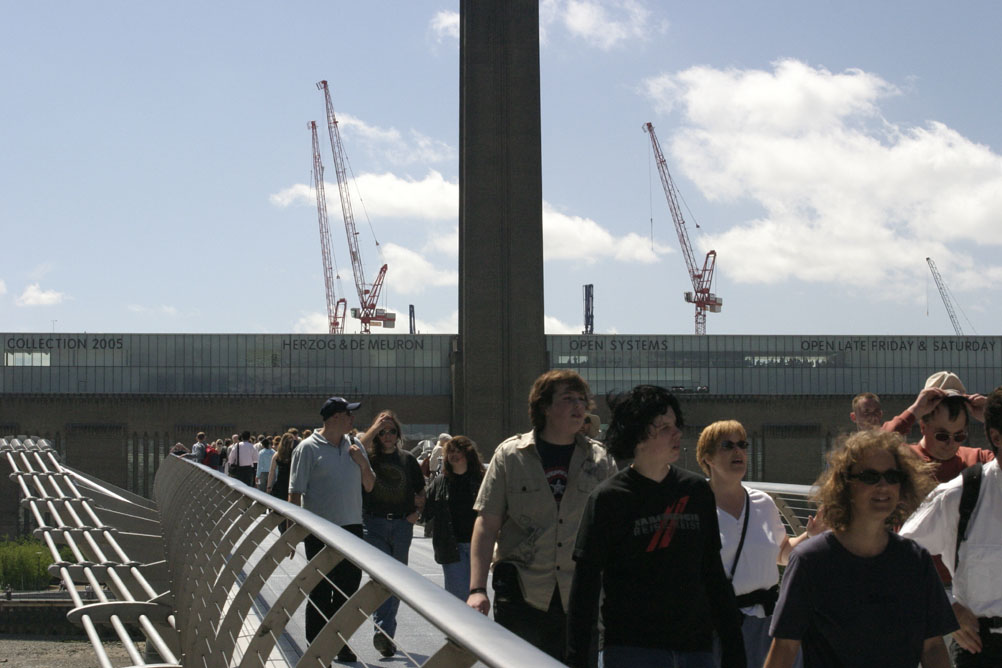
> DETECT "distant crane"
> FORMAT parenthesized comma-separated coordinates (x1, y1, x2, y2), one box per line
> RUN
(317, 80, 395, 333)
(926, 257, 964, 336)
(309, 121, 347, 334)
(583, 284, 594, 335)
(644, 122, 722, 335)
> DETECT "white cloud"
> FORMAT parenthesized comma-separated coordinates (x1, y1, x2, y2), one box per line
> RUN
(412, 309, 458, 334)
(0, 279, 6, 296)
(429, 10, 459, 42)
(641, 59, 1002, 300)
(382, 242, 458, 295)
(293, 311, 331, 334)
(440, 1, 663, 50)
(273, 179, 673, 266)
(337, 113, 455, 166)
(561, 0, 657, 50)
(28, 262, 54, 281)
(544, 203, 672, 263)
(128, 304, 180, 316)
(15, 283, 64, 306)
(270, 171, 457, 221)
(545, 315, 583, 334)
(424, 228, 458, 255)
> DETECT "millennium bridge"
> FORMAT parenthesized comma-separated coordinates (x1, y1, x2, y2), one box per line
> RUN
(1, 435, 814, 668)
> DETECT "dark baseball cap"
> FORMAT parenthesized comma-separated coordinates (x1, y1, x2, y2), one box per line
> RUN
(320, 396, 361, 420)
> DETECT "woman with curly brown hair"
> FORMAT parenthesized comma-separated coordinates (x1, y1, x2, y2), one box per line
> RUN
(764, 429, 957, 668)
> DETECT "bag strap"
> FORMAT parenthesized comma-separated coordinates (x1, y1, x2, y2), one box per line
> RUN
(955, 464, 983, 570)
(729, 489, 751, 581)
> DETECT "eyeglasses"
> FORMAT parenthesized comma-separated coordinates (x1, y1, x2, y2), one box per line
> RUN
(719, 440, 749, 451)
(848, 468, 904, 485)
(932, 431, 967, 443)
(378, 428, 398, 437)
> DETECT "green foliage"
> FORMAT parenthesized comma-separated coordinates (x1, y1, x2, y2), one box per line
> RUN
(0, 536, 58, 591)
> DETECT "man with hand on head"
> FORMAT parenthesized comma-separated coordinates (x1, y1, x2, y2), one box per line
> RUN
(901, 385, 1002, 666)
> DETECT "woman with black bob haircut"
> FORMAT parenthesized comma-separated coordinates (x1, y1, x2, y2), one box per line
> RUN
(566, 385, 745, 668)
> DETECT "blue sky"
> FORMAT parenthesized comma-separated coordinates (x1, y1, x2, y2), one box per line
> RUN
(3, 1, 1001, 336)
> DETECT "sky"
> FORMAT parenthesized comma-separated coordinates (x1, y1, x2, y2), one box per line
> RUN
(2, 1, 1001, 337)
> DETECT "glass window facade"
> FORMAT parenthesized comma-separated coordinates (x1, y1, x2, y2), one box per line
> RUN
(3, 332, 999, 397)
(1, 334, 451, 395)
(547, 335, 1002, 396)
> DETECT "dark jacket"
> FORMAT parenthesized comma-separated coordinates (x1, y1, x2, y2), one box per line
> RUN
(423, 472, 482, 564)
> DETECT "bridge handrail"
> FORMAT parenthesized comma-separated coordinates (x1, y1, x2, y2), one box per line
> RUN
(155, 452, 565, 667)
(2, 435, 179, 668)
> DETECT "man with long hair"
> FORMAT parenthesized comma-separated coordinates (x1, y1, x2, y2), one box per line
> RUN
(467, 369, 616, 662)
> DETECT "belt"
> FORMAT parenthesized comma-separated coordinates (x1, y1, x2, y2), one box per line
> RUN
(734, 585, 780, 616)
(366, 512, 407, 520)
(980, 617, 1002, 630)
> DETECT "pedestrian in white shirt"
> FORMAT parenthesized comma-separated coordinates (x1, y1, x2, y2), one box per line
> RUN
(901, 385, 1002, 667)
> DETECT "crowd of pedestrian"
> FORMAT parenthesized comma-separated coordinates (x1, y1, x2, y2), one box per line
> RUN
(167, 366, 1001, 668)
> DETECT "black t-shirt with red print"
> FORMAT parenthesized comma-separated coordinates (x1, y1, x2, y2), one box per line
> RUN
(566, 466, 745, 667)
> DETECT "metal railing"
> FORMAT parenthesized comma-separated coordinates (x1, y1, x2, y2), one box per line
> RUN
(4, 434, 817, 668)
(2, 435, 179, 668)
(155, 453, 565, 668)
(746, 480, 818, 534)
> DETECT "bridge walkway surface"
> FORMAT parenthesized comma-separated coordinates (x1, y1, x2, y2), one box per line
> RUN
(2, 435, 815, 668)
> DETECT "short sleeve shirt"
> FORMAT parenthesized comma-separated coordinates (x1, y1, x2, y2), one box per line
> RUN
(364, 449, 425, 516)
(770, 532, 958, 667)
(289, 431, 368, 526)
(717, 487, 786, 618)
(474, 430, 617, 611)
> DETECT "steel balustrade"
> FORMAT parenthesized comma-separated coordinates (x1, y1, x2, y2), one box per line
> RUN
(154, 452, 567, 668)
(3, 435, 818, 668)
(2, 435, 179, 668)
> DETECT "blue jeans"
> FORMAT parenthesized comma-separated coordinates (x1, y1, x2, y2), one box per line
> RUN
(600, 646, 714, 668)
(363, 515, 414, 638)
(441, 542, 471, 599)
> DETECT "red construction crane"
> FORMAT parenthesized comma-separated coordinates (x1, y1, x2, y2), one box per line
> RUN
(644, 121, 722, 335)
(317, 80, 394, 333)
(926, 257, 964, 336)
(309, 121, 347, 334)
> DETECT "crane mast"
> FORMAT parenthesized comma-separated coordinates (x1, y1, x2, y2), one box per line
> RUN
(644, 122, 722, 335)
(316, 80, 392, 333)
(926, 257, 964, 336)
(309, 121, 347, 334)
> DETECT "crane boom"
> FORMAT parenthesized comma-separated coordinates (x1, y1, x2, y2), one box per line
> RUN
(316, 79, 392, 333)
(926, 257, 964, 336)
(309, 121, 347, 334)
(644, 122, 722, 335)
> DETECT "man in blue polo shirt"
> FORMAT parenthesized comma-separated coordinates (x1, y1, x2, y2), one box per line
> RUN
(289, 396, 375, 663)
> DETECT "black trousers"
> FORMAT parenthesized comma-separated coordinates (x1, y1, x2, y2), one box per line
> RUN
(952, 624, 1002, 667)
(493, 562, 567, 662)
(229, 465, 255, 486)
(304, 527, 363, 645)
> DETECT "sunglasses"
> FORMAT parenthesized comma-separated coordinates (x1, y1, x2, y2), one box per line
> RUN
(719, 440, 749, 451)
(848, 468, 904, 485)
(932, 431, 967, 443)
(378, 428, 398, 437)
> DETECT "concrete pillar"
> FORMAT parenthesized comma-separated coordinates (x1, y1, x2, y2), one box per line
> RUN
(455, 0, 547, 455)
